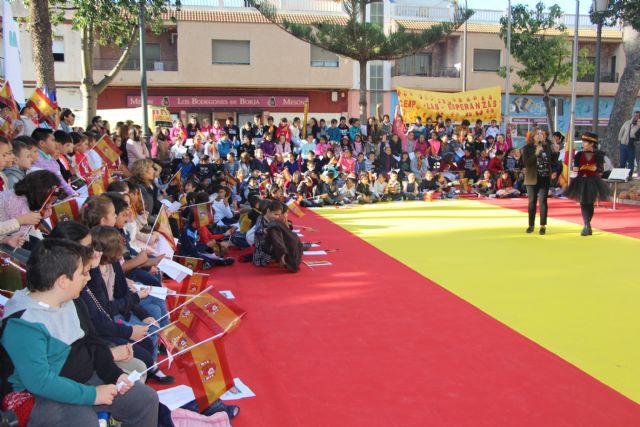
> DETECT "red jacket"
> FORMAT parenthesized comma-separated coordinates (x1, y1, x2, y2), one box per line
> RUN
(198, 226, 225, 244)
(275, 125, 292, 142)
(488, 157, 504, 175)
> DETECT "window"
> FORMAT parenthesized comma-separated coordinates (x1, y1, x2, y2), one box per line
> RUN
(212, 40, 250, 65)
(369, 62, 384, 116)
(395, 53, 432, 76)
(53, 38, 65, 62)
(310, 45, 339, 67)
(473, 49, 501, 72)
(126, 43, 161, 70)
(369, 2, 384, 26)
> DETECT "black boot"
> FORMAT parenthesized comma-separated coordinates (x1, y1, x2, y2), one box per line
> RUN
(526, 226, 534, 234)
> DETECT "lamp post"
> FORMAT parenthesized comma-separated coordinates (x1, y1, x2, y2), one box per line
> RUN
(139, 0, 150, 146)
(591, 0, 608, 134)
(504, 0, 511, 134)
(567, 0, 580, 185)
(461, 0, 468, 91)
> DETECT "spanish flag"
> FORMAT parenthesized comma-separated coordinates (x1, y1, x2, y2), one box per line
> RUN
(158, 322, 235, 410)
(176, 256, 204, 273)
(50, 199, 80, 228)
(182, 336, 234, 410)
(559, 150, 570, 189)
(0, 82, 19, 120)
(128, 187, 144, 215)
(192, 202, 213, 228)
(27, 88, 59, 128)
(0, 120, 13, 139)
(87, 171, 113, 196)
(186, 288, 246, 335)
(154, 206, 177, 251)
(175, 273, 208, 311)
(93, 134, 122, 166)
(286, 199, 305, 218)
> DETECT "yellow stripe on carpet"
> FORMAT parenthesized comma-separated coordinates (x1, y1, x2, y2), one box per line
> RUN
(317, 200, 640, 403)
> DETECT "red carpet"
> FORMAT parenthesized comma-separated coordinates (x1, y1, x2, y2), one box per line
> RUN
(159, 208, 640, 426)
(482, 197, 640, 239)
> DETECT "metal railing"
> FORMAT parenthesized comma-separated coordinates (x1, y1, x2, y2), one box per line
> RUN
(179, 0, 344, 14)
(577, 72, 619, 83)
(392, 65, 460, 78)
(392, 6, 615, 30)
(93, 58, 178, 71)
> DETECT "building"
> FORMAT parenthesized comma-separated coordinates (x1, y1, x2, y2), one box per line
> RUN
(2, 0, 639, 135)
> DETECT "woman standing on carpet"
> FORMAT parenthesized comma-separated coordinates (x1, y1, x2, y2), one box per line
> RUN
(566, 132, 609, 236)
(522, 128, 558, 235)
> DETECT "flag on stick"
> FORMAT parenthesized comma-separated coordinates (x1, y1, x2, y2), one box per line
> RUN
(286, 199, 305, 218)
(175, 256, 204, 273)
(154, 206, 177, 251)
(191, 202, 213, 228)
(93, 134, 122, 166)
(27, 88, 59, 128)
(0, 82, 19, 120)
(87, 170, 112, 196)
(50, 198, 80, 228)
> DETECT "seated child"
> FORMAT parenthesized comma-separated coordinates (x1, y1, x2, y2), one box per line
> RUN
(402, 173, 419, 200)
(420, 171, 441, 201)
(496, 171, 520, 198)
(384, 171, 402, 201)
(1, 239, 159, 426)
(474, 170, 495, 197)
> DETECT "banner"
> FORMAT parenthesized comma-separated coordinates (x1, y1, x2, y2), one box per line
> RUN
(396, 86, 502, 123)
(2, 1, 25, 106)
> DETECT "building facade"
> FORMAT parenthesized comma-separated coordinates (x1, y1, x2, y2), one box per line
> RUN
(2, 0, 639, 135)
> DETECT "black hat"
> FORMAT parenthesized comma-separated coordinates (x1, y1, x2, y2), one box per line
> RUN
(581, 132, 598, 145)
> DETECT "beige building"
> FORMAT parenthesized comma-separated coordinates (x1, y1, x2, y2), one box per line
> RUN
(1, 0, 637, 134)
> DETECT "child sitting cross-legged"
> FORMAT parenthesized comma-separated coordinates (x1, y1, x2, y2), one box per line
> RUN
(0, 238, 159, 426)
(496, 170, 520, 198)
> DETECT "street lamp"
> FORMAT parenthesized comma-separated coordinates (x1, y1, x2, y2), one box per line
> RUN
(567, 0, 580, 185)
(139, 0, 150, 146)
(591, 0, 608, 134)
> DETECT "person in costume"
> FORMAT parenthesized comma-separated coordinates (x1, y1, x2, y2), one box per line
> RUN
(566, 132, 609, 236)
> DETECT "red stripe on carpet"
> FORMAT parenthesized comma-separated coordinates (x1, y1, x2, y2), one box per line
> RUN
(158, 209, 640, 426)
(482, 197, 640, 239)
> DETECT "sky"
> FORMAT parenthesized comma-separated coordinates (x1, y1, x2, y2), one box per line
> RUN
(464, 0, 590, 14)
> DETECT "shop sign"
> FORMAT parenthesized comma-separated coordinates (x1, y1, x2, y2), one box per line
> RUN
(127, 95, 309, 109)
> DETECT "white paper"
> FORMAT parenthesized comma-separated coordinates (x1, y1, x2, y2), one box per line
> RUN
(157, 258, 193, 283)
(161, 199, 182, 213)
(303, 251, 327, 256)
(157, 385, 196, 411)
(220, 378, 256, 401)
(310, 243, 320, 248)
(154, 234, 175, 260)
(133, 283, 169, 300)
(292, 229, 301, 233)
(296, 234, 304, 237)
(219, 290, 235, 300)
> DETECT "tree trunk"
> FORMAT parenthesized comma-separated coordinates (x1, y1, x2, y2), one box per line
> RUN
(79, 22, 138, 129)
(359, 60, 368, 124)
(541, 90, 555, 133)
(603, 26, 640, 166)
(29, 0, 56, 91)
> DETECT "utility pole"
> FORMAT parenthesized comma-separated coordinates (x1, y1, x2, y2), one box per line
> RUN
(567, 0, 580, 185)
(504, 0, 511, 133)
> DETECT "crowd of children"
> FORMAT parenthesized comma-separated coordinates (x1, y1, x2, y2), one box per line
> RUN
(0, 105, 603, 426)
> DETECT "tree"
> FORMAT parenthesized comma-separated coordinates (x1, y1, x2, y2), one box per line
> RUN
(249, 0, 472, 123)
(498, 2, 593, 132)
(25, 0, 178, 128)
(596, 0, 640, 164)
(28, 0, 56, 91)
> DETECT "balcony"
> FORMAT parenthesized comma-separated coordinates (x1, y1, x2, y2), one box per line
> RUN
(93, 58, 178, 72)
(577, 72, 619, 83)
(180, 0, 345, 14)
(392, 65, 460, 79)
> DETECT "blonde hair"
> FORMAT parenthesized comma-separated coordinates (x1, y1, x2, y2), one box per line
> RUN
(131, 158, 155, 183)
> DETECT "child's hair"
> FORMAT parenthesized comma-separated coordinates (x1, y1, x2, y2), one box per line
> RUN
(14, 170, 59, 211)
(11, 136, 37, 155)
(103, 192, 129, 215)
(107, 180, 129, 193)
(26, 239, 92, 292)
(53, 130, 72, 145)
(263, 199, 284, 214)
(81, 195, 114, 228)
(31, 128, 53, 144)
(194, 192, 210, 204)
(0, 135, 10, 147)
(49, 220, 90, 242)
(91, 225, 124, 264)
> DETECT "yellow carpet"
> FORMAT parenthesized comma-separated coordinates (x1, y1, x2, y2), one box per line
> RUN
(316, 200, 640, 403)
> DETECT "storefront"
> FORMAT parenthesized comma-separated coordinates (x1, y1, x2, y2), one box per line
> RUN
(98, 87, 349, 126)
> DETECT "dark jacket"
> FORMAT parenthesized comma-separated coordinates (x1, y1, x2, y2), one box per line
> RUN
(522, 142, 558, 186)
